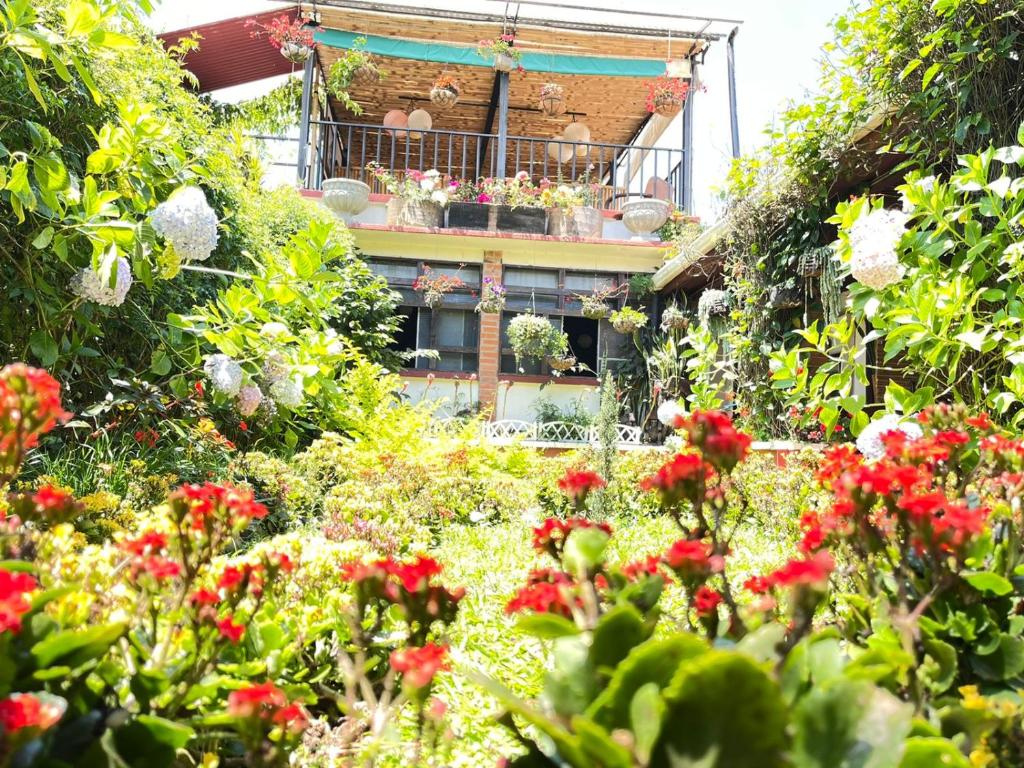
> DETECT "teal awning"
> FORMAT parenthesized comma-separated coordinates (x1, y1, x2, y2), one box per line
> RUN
(314, 28, 666, 78)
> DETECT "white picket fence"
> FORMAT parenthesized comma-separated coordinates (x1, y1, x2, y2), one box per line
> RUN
(427, 418, 643, 447)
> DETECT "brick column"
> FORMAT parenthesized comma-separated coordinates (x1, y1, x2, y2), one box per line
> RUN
(477, 251, 503, 417)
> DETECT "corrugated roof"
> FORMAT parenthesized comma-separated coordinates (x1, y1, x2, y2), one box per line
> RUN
(157, 9, 301, 93)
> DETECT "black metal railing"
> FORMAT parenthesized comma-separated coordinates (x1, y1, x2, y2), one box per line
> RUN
(305, 120, 686, 209)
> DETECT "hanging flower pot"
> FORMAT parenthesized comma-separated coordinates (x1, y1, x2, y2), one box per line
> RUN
(507, 312, 567, 364)
(645, 76, 691, 117)
(538, 83, 565, 116)
(413, 266, 464, 309)
(798, 247, 827, 277)
(247, 15, 316, 65)
(545, 355, 577, 372)
(475, 277, 506, 314)
(660, 304, 688, 332)
(610, 307, 648, 334)
(697, 289, 730, 321)
(430, 74, 461, 108)
(580, 295, 611, 320)
(423, 290, 445, 309)
(352, 62, 381, 86)
(280, 41, 312, 64)
(478, 35, 524, 72)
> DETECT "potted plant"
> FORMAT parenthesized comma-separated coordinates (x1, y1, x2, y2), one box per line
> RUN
(413, 267, 465, 309)
(697, 289, 730, 321)
(579, 293, 611, 320)
(477, 35, 524, 72)
(246, 15, 315, 64)
(326, 37, 385, 115)
(446, 173, 547, 234)
(507, 312, 567, 367)
(545, 353, 576, 373)
(622, 198, 673, 239)
(610, 306, 648, 334)
(645, 76, 691, 117)
(628, 273, 655, 298)
(430, 73, 461, 108)
(660, 303, 688, 332)
(543, 176, 603, 239)
(321, 177, 371, 223)
(539, 83, 566, 116)
(475, 277, 506, 314)
(368, 163, 447, 227)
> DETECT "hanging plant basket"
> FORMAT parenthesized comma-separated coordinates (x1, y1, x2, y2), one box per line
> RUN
(545, 355, 577, 372)
(493, 52, 516, 72)
(507, 313, 567, 363)
(610, 307, 648, 334)
(798, 247, 827, 277)
(423, 290, 445, 309)
(430, 85, 460, 108)
(539, 83, 566, 116)
(475, 279, 506, 314)
(660, 305, 688, 332)
(280, 42, 313, 64)
(697, 290, 730, 321)
(768, 285, 802, 309)
(352, 63, 380, 86)
(580, 296, 611, 320)
(652, 92, 683, 117)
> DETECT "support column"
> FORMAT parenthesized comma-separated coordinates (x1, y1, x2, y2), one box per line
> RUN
(681, 58, 696, 213)
(297, 53, 315, 186)
(477, 251, 503, 417)
(727, 27, 741, 159)
(495, 71, 510, 177)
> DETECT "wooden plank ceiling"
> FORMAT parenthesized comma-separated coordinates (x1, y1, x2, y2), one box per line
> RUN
(309, 5, 701, 149)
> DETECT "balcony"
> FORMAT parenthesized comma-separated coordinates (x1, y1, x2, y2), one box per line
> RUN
(305, 120, 686, 210)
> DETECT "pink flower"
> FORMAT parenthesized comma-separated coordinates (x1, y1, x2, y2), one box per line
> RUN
(477, 193, 493, 203)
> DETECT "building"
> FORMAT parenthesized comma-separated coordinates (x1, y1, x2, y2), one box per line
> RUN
(162, 1, 742, 432)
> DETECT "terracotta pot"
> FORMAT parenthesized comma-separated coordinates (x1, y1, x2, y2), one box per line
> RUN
(621, 199, 672, 240)
(321, 178, 370, 222)
(548, 206, 603, 239)
(430, 86, 459, 108)
(386, 198, 443, 228)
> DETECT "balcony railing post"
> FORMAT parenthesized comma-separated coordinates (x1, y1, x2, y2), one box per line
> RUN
(681, 57, 696, 212)
(296, 54, 314, 186)
(496, 70, 510, 177)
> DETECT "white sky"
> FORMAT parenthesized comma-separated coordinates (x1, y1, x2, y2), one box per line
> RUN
(145, 0, 848, 221)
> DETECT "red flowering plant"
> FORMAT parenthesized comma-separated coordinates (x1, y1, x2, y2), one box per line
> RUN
(246, 14, 315, 53)
(331, 553, 463, 758)
(226, 681, 309, 767)
(786, 403, 849, 443)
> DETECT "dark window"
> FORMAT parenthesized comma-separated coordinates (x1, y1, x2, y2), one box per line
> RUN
(390, 307, 419, 355)
(563, 315, 599, 373)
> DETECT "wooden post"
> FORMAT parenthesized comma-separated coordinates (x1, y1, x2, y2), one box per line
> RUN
(478, 251, 503, 417)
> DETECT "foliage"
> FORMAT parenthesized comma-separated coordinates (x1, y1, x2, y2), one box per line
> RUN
(507, 313, 568, 367)
(326, 36, 384, 116)
(369, 164, 448, 205)
(610, 306, 648, 334)
(476, 34, 523, 66)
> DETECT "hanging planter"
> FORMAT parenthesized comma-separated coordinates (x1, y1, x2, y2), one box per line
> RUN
(478, 35, 524, 72)
(798, 247, 828, 277)
(413, 266, 464, 310)
(280, 42, 312, 64)
(610, 307, 648, 334)
(326, 37, 386, 116)
(768, 285, 802, 309)
(538, 83, 566, 116)
(697, 289, 730, 322)
(475, 277, 506, 314)
(645, 76, 691, 117)
(247, 15, 316, 64)
(507, 312, 567, 365)
(660, 304, 688, 332)
(545, 354, 577, 372)
(352, 62, 380, 86)
(430, 74, 461, 108)
(580, 295, 611, 320)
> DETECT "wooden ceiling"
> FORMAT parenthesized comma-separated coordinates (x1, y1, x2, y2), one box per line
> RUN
(308, 5, 700, 149)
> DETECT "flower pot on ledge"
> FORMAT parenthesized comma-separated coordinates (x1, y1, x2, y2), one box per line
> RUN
(386, 198, 444, 228)
(446, 202, 547, 235)
(548, 206, 603, 239)
(621, 199, 671, 240)
(321, 178, 370, 223)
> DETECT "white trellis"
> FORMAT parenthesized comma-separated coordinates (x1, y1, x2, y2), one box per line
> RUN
(479, 420, 643, 447)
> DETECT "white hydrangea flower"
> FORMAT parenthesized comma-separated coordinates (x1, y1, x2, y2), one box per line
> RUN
(848, 208, 908, 290)
(237, 385, 263, 417)
(270, 377, 304, 409)
(260, 322, 290, 340)
(855, 413, 923, 460)
(324, 329, 345, 356)
(71, 257, 133, 307)
(150, 186, 219, 263)
(664, 433, 686, 454)
(203, 354, 243, 396)
(657, 399, 686, 427)
(430, 190, 449, 206)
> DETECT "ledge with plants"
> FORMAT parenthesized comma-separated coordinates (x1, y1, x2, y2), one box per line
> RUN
(368, 163, 448, 228)
(446, 172, 548, 234)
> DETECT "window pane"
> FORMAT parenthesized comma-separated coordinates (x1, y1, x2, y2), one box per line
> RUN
(367, 259, 418, 281)
(504, 267, 559, 289)
(436, 310, 469, 347)
(430, 263, 480, 287)
(564, 273, 617, 292)
(506, 294, 559, 311)
(438, 352, 478, 372)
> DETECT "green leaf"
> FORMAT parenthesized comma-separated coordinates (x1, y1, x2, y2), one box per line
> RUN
(651, 651, 788, 768)
(516, 613, 581, 639)
(29, 329, 58, 367)
(32, 622, 126, 668)
(32, 226, 54, 249)
(897, 737, 969, 768)
(963, 571, 1013, 596)
(111, 715, 194, 768)
(968, 634, 1024, 681)
(590, 604, 651, 677)
(630, 682, 665, 765)
(792, 678, 912, 768)
(563, 527, 609, 576)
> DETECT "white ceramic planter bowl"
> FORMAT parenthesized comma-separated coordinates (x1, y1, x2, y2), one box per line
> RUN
(621, 199, 672, 240)
(321, 178, 371, 222)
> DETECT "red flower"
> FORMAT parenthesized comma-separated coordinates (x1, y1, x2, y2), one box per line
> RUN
(121, 530, 168, 556)
(390, 643, 449, 689)
(676, 410, 752, 472)
(743, 575, 773, 594)
(531, 517, 611, 558)
(217, 616, 245, 643)
(640, 453, 712, 506)
(385, 556, 443, 592)
(621, 555, 662, 581)
(815, 444, 862, 487)
(189, 588, 220, 606)
(557, 469, 606, 505)
(1, 365, 70, 482)
(169, 482, 268, 532)
(141, 556, 181, 581)
(768, 551, 834, 590)
(506, 581, 575, 617)
(0, 693, 61, 733)
(218, 565, 246, 591)
(228, 681, 287, 718)
(693, 585, 722, 617)
(0, 570, 37, 634)
(272, 703, 309, 733)
(966, 413, 993, 430)
(663, 538, 718, 579)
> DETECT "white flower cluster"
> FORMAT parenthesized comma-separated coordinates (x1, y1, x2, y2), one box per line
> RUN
(657, 399, 686, 428)
(237, 385, 263, 417)
(848, 208, 908, 290)
(855, 413, 923, 461)
(150, 186, 219, 263)
(260, 322, 290, 340)
(203, 354, 243, 396)
(697, 289, 730, 322)
(71, 257, 133, 307)
(270, 377, 304, 409)
(664, 433, 686, 454)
